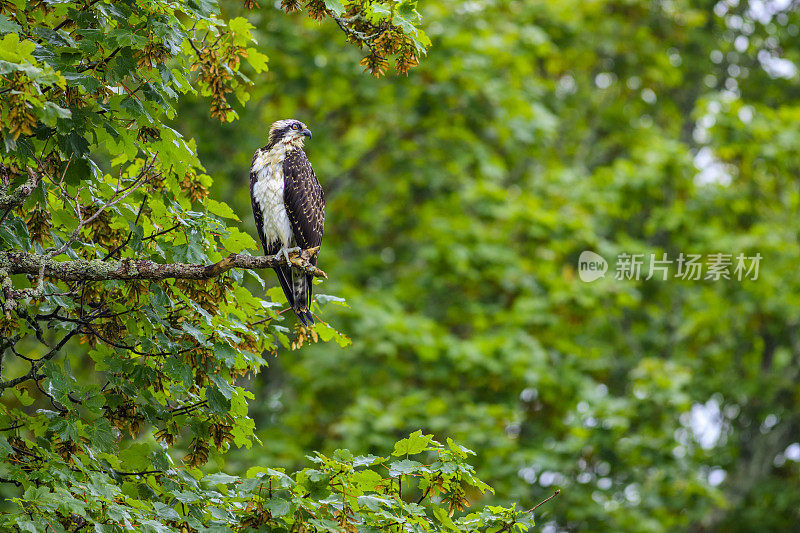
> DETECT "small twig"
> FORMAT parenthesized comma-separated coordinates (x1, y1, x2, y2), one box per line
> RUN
(9, 443, 42, 460)
(142, 223, 181, 241)
(249, 307, 290, 326)
(187, 38, 203, 58)
(57, 153, 74, 190)
(528, 489, 561, 513)
(79, 321, 195, 357)
(170, 400, 207, 417)
(77, 46, 121, 73)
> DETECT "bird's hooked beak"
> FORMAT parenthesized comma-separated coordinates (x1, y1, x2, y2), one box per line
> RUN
(301, 128, 312, 138)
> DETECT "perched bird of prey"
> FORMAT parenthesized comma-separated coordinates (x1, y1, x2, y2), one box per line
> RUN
(250, 119, 325, 326)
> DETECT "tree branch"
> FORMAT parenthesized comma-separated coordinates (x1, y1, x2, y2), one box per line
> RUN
(2, 247, 324, 282)
(528, 489, 560, 513)
(0, 166, 39, 211)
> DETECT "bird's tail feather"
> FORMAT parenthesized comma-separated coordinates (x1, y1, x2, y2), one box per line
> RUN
(272, 266, 314, 326)
(273, 266, 295, 308)
(293, 308, 314, 327)
(291, 267, 315, 326)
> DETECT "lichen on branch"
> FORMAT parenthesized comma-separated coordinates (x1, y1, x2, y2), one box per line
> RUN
(0, 247, 324, 312)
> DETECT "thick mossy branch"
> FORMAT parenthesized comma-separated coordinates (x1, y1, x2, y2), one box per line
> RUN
(0, 247, 325, 282)
(0, 247, 324, 313)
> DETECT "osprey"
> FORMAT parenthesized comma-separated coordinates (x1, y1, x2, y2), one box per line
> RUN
(250, 119, 324, 326)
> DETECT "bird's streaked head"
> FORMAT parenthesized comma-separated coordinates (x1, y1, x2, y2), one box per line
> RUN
(267, 119, 312, 149)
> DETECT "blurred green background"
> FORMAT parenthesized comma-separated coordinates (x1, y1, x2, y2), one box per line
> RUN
(178, 0, 800, 530)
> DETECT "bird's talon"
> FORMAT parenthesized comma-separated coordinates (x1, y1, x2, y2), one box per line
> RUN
(286, 247, 302, 264)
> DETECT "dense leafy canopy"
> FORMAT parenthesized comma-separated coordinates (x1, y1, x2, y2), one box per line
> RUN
(2, 0, 800, 531)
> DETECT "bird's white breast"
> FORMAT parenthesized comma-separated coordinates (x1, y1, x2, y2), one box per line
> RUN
(252, 146, 293, 248)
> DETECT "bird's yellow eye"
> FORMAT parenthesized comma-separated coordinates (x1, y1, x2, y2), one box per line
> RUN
(292, 123, 300, 130)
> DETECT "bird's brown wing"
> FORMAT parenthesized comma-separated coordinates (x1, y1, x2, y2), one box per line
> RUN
(283, 148, 325, 258)
(283, 148, 325, 310)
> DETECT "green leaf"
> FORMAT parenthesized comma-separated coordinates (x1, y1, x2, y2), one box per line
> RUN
(446, 437, 475, 458)
(0, 14, 21, 34)
(351, 468, 383, 490)
(0, 33, 35, 62)
(62, 157, 90, 185)
(353, 454, 382, 467)
(222, 227, 257, 253)
(311, 321, 352, 347)
(207, 198, 239, 220)
(391, 430, 432, 456)
(13, 387, 34, 406)
(210, 373, 235, 400)
(393, 12, 418, 37)
(41, 101, 71, 125)
(61, 131, 89, 159)
(213, 342, 238, 368)
(15, 520, 39, 533)
(323, 0, 345, 16)
(388, 459, 424, 475)
(152, 501, 181, 521)
(0, 217, 30, 249)
(357, 495, 392, 511)
(204, 472, 238, 485)
(228, 17, 255, 46)
(181, 321, 206, 345)
(164, 356, 193, 387)
(432, 505, 461, 532)
(245, 466, 294, 487)
(231, 416, 255, 448)
(245, 48, 268, 73)
(0, 436, 13, 458)
(119, 443, 152, 471)
(85, 419, 115, 454)
(172, 490, 200, 504)
(109, 28, 147, 48)
(266, 498, 291, 517)
(186, 0, 217, 17)
(206, 386, 231, 414)
(315, 294, 348, 306)
(43, 360, 76, 407)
